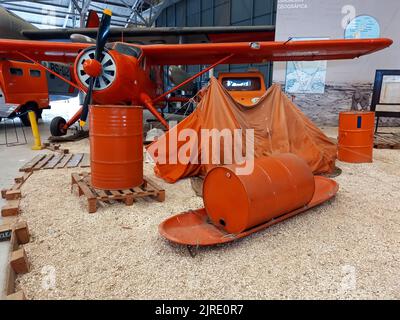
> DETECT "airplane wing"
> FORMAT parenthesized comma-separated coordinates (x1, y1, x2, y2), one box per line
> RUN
(0, 38, 392, 66)
(21, 26, 275, 44)
(0, 39, 92, 63)
(141, 38, 393, 65)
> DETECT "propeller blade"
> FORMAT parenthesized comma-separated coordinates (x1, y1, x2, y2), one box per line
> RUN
(80, 78, 94, 127)
(80, 9, 112, 126)
(95, 9, 112, 60)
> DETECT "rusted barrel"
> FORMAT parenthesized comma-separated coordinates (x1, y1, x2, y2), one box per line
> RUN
(89, 105, 143, 190)
(338, 111, 375, 163)
(202, 154, 315, 234)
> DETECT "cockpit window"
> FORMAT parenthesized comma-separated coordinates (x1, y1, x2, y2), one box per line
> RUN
(10, 68, 23, 76)
(113, 43, 142, 59)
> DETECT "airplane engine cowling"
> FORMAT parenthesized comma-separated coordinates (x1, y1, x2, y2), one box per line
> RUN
(74, 47, 138, 105)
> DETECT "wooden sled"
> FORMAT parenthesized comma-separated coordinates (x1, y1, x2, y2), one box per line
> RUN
(159, 176, 339, 247)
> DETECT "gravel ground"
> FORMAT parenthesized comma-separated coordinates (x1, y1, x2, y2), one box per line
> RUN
(15, 128, 400, 300)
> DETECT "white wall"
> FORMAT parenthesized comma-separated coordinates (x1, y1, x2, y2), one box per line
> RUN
(274, 0, 400, 84)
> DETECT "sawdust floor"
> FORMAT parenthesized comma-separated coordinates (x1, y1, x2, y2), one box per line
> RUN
(15, 131, 400, 300)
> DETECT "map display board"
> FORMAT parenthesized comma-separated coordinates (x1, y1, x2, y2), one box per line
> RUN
(380, 75, 400, 104)
(344, 15, 380, 39)
(285, 37, 329, 94)
(371, 70, 400, 117)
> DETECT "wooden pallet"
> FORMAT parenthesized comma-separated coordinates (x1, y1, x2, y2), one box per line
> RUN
(71, 172, 165, 213)
(19, 153, 90, 172)
(374, 133, 400, 149)
(42, 142, 69, 154)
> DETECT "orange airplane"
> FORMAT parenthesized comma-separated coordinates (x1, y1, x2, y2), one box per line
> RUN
(0, 9, 393, 135)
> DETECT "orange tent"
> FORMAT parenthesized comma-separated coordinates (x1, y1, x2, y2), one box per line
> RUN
(148, 77, 337, 183)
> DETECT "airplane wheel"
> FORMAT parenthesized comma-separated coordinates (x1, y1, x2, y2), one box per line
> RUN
(19, 103, 40, 127)
(36, 109, 43, 119)
(50, 116, 67, 137)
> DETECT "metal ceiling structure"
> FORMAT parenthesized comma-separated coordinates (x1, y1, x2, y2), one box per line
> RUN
(0, 0, 177, 28)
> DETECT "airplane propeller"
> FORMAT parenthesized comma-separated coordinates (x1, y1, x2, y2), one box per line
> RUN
(79, 9, 112, 127)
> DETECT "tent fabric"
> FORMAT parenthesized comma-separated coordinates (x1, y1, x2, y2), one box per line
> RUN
(149, 77, 337, 183)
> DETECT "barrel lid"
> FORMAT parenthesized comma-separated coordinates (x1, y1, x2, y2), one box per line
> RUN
(203, 166, 250, 234)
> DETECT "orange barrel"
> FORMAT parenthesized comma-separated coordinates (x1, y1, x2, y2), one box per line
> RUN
(338, 111, 375, 163)
(89, 105, 143, 190)
(202, 154, 315, 234)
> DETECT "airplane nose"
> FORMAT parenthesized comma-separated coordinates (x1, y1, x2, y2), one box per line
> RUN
(83, 59, 102, 77)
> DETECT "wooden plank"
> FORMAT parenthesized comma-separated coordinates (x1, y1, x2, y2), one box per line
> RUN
(145, 177, 165, 193)
(33, 154, 54, 171)
(5, 231, 17, 296)
(133, 187, 146, 195)
(14, 221, 30, 245)
(45, 143, 60, 151)
(14, 177, 23, 184)
(124, 194, 134, 206)
(96, 189, 109, 200)
(76, 180, 96, 200)
(374, 134, 400, 149)
(121, 190, 133, 195)
(71, 173, 80, 184)
(10, 248, 29, 274)
(19, 155, 46, 172)
(14, 171, 32, 185)
(88, 198, 97, 214)
(143, 184, 159, 196)
(66, 153, 84, 168)
(154, 189, 166, 202)
(56, 154, 73, 169)
(5, 190, 21, 201)
(110, 190, 122, 197)
(6, 291, 26, 300)
(80, 153, 91, 168)
(44, 154, 64, 169)
(143, 177, 165, 202)
(1, 200, 20, 217)
(10, 181, 23, 191)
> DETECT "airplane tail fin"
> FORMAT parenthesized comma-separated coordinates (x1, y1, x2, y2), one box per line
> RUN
(86, 10, 100, 28)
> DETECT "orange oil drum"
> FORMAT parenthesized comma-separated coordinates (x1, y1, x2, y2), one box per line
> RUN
(338, 111, 375, 163)
(90, 105, 143, 190)
(202, 154, 316, 234)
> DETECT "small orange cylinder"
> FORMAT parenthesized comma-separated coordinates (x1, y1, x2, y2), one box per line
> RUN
(338, 111, 375, 163)
(202, 154, 315, 234)
(90, 105, 143, 190)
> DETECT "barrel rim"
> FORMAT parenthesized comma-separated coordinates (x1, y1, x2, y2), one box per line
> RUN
(203, 166, 251, 232)
(90, 105, 144, 109)
(339, 111, 375, 116)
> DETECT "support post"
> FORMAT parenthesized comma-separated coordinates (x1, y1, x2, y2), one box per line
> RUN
(29, 112, 43, 151)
